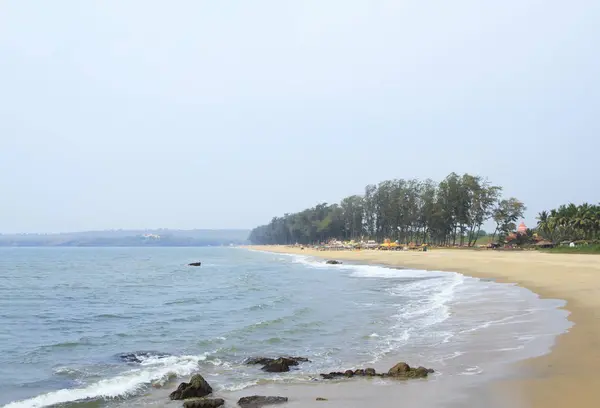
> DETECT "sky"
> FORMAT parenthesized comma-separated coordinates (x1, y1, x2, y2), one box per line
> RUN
(1, 0, 599, 233)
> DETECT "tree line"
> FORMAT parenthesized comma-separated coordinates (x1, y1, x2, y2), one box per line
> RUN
(249, 173, 526, 246)
(537, 203, 600, 243)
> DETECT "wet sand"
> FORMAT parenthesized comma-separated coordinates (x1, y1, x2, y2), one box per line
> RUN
(246, 246, 600, 408)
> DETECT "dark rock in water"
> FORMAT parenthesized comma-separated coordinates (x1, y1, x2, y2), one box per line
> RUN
(118, 351, 169, 363)
(245, 357, 275, 366)
(320, 372, 344, 379)
(364, 368, 376, 376)
(387, 362, 411, 376)
(246, 356, 309, 366)
(169, 374, 213, 400)
(288, 356, 310, 363)
(320, 363, 433, 381)
(188, 262, 202, 267)
(248, 356, 309, 372)
(262, 358, 293, 372)
(412, 367, 431, 378)
(184, 398, 225, 408)
(238, 396, 288, 408)
(316, 397, 328, 401)
(387, 362, 433, 378)
(325, 260, 342, 265)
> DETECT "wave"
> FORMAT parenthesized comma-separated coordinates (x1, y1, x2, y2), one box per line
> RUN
(3, 354, 208, 408)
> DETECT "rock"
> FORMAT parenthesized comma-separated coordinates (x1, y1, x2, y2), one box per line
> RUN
(288, 356, 310, 363)
(387, 362, 433, 379)
(184, 398, 225, 408)
(245, 357, 275, 365)
(118, 351, 169, 363)
(246, 356, 309, 366)
(408, 367, 430, 378)
(320, 372, 348, 379)
(388, 362, 411, 376)
(188, 262, 202, 266)
(262, 358, 292, 373)
(325, 260, 342, 265)
(316, 397, 328, 401)
(364, 368, 376, 376)
(169, 374, 213, 400)
(319, 363, 433, 382)
(238, 396, 289, 408)
(257, 357, 309, 372)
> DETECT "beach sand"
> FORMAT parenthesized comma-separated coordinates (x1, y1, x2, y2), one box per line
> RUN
(246, 246, 600, 408)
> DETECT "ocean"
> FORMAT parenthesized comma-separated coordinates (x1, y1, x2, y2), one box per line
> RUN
(0, 247, 571, 408)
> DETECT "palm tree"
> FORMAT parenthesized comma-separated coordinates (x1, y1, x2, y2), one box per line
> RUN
(536, 210, 551, 241)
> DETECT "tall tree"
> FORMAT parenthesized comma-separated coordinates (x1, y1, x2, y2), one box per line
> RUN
(249, 173, 527, 246)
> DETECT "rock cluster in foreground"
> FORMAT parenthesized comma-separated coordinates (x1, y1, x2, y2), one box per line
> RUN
(320, 362, 434, 380)
(238, 395, 289, 408)
(183, 398, 225, 408)
(170, 360, 433, 406)
(170, 374, 289, 408)
(170, 374, 213, 400)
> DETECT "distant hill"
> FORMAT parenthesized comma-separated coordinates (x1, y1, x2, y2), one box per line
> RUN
(0, 229, 250, 247)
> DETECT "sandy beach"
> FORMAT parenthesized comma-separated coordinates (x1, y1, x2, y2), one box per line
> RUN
(247, 246, 600, 408)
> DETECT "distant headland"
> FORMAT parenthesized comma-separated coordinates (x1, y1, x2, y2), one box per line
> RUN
(0, 229, 250, 247)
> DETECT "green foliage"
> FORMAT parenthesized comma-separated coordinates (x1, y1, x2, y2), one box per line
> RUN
(491, 198, 527, 242)
(249, 173, 515, 246)
(542, 244, 600, 254)
(536, 203, 600, 243)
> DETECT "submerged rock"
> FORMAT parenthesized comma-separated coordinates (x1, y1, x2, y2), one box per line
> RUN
(246, 356, 310, 372)
(188, 262, 202, 266)
(325, 260, 342, 265)
(118, 351, 169, 363)
(245, 357, 275, 365)
(320, 372, 345, 380)
(184, 398, 225, 408)
(238, 396, 289, 408)
(316, 397, 328, 401)
(169, 374, 213, 400)
(262, 358, 295, 373)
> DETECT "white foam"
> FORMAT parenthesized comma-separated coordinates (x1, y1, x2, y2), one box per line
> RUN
(3, 354, 207, 408)
(459, 366, 483, 376)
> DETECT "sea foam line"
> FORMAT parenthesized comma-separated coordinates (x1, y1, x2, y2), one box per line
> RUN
(2, 354, 208, 408)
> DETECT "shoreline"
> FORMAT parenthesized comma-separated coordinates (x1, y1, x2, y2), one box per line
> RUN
(247, 245, 600, 408)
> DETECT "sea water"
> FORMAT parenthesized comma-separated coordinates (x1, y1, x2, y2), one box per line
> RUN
(0, 247, 571, 407)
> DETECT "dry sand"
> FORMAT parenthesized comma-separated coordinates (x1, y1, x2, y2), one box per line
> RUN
(247, 246, 600, 408)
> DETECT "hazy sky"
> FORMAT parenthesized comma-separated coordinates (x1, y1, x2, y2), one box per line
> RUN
(1, 1, 599, 233)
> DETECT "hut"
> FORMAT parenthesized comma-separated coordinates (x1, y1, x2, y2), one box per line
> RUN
(535, 240, 555, 249)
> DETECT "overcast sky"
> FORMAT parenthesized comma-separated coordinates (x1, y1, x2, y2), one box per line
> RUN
(1, 0, 599, 233)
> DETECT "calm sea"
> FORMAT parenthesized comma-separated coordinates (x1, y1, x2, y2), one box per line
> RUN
(0, 247, 571, 407)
